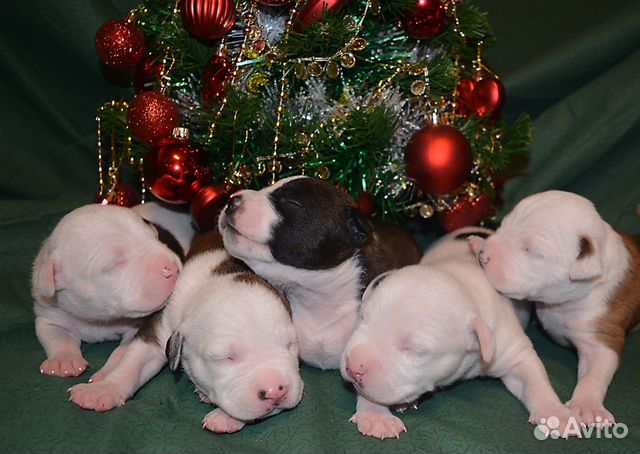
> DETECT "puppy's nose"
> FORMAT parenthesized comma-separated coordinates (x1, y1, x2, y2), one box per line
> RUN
(161, 262, 179, 279)
(478, 249, 490, 267)
(225, 194, 243, 215)
(346, 358, 367, 385)
(258, 384, 289, 404)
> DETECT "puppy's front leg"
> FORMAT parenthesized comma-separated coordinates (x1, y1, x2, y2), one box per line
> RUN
(350, 395, 407, 439)
(500, 347, 576, 437)
(89, 327, 139, 383)
(69, 338, 166, 412)
(566, 340, 618, 426)
(35, 317, 87, 377)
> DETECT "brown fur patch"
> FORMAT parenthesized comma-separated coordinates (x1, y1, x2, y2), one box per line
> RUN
(186, 230, 225, 261)
(213, 257, 251, 275)
(233, 273, 292, 317)
(134, 310, 163, 345)
(359, 220, 422, 289)
(593, 232, 640, 356)
(578, 236, 593, 259)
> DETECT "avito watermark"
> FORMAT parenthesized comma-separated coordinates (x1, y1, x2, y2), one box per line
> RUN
(534, 416, 628, 440)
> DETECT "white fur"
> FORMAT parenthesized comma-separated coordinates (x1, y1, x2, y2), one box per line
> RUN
(68, 249, 303, 433)
(32, 204, 185, 377)
(218, 176, 361, 369)
(341, 229, 572, 439)
(469, 190, 631, 426)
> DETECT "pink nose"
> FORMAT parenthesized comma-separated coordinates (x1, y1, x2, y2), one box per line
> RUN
(258, 384, 288, 403)
(161, 261, 179, 279)
(346, 358, 367, 384)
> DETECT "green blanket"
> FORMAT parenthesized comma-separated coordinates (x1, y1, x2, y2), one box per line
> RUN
(1, 0, 639, 452)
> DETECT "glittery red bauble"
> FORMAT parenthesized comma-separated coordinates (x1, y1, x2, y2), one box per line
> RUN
(405, 124, 473, 195)
(357, 192, 374, 216)
(94, 182, 141, 207)
(95, 19, 146, 70)
(127, 92, 180, 145)
(201, 55, 234, 105)
(456, 77, 506, 120)
(181, 0, 236, 41)
(401, 0, 449, 40)
(293, 0, 351, 33)
(190, 184, 230, 231)
(438, 194, 495, 232)
(133, 53, 164, 93)
(144, 136, 212, 204)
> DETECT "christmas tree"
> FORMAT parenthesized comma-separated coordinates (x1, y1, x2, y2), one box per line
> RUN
(93, 0, 532, 232)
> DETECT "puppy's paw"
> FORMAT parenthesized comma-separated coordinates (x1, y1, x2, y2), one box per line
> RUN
(349, 411, 407, 440)
(40, 356, 88, 377)
(68, 380, 126, 412)
(529, 401, 579, 438)
(202, 409, 245, 434)
(567, 399, 615, 428)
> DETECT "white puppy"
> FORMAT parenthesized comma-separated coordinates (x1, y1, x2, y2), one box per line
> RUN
(469, 190, 640, 426)
(341, 228, 572, 439)
(69, 231, 303, 434)
(32, 203, 189, 378)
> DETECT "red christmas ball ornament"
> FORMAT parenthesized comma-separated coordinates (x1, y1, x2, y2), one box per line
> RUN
(181, 0, 236, 41)
(293, 0, 351, 33)
(438, 194, 495, 232)
(201, 55, 234, 105)
(190, 184, 230, 232)
(127, 92, 180, 145)
(95, 19, 146, 70)
(405, 124, 473, 194)
(94, 182, 141, 207)
(401, 0, 449, 40)
(456, 77, 506, 120)
(144, 128, 212, 204)
(133, 53, 164, 93)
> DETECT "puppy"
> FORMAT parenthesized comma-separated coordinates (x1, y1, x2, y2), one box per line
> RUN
(218, 176, 422, 369)
(32, 203, 189, 378)
(341, 227, 573, 439)
(69, 230, 303, 434)
(469, 190, 640, 426)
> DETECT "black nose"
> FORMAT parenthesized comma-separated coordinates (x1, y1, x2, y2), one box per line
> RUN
(225, 195, 242, 215)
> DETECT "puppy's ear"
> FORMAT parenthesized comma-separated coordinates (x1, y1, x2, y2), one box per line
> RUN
(345, 207, 372, 247)
(471, 316, 495, 364)
(32, 247, 61, 299)
(362, 270, 392, 301)
(467, 236, 485, 256)
(165, 330, 184, 372)
(569, 236, 603, 281)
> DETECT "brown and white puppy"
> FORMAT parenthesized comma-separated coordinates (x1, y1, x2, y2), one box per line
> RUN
(69, 230, 303, 434)
(218, 176, 422, 370)
(469, 190, 640, 426)
(32, 203, 190, 378)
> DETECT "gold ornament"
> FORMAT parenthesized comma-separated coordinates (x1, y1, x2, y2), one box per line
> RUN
(295, 62, 307, 80)
(419, 204, 434, 219)
(340, 53, 356, 69)
(245, 48, 260, 60)
(411, 80, 426, 96)
(307, 61, 323, 77)
(326, 61, 339, 79)
(246, 72, 269, 92)
(350, 38, 367, 51)
(316, 166, 330, 180)
(343, 16, 357, 30)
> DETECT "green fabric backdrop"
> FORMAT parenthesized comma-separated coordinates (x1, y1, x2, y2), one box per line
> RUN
(1, 1, 639, 453)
